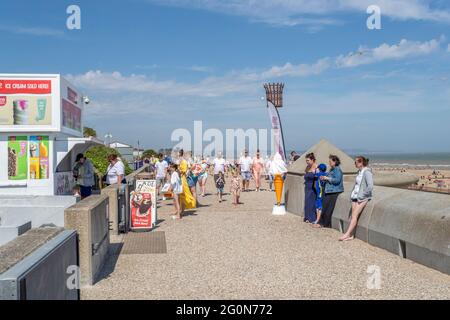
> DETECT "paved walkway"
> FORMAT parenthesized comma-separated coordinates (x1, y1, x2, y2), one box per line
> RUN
(82, 177, 450, 300)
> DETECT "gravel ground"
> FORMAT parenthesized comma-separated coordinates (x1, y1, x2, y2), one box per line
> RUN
(82, 178, 450, 300)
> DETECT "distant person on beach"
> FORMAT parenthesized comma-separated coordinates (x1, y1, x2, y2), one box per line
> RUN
(318, 155, 344, 228)
(239, 150, 253, 192)
(216, 171, 225, 203)
(169, 163, 183, 220)
(339, 156, 373, 241)
(312, 163, 327, 227)
(304, 153, 318, 223)
(252, 150, 265, 192)
(230, 170, 242, 206)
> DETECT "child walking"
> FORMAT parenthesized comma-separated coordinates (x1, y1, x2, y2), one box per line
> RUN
(216, 171, 225, 203)
(312, 163, 327, 228)
(169, 163, 183, 220)
(230, 170, 241, 206)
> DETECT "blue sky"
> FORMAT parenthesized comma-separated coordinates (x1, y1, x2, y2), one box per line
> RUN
(1, 0, 450, 153)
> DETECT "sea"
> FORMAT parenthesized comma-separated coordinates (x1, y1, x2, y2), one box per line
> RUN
(348, 153, 450, 169)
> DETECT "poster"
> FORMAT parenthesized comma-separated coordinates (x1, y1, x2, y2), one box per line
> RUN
(55, 172, 75, 195)
(29, 136, 49, 180)
(130, 180, 157, 230)
(62, 99, 81, 132)
(8, 136, 28, 180)
(0, 79, 52, 126)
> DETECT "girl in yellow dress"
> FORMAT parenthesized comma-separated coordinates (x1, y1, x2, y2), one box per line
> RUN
(178, 149, 197, 210)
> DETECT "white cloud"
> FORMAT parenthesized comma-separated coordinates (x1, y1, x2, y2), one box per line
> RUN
(186, 65, 214, 73)
(336, 38, 442, 68)
(147, 0, 450, 27)
(0, 25, 64, 37)
(69, 37, 443, 100)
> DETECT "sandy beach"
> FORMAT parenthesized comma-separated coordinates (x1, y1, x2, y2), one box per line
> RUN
(373, 166, 450, 194)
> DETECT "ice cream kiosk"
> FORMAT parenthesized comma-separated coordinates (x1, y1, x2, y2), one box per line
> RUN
(0, 74, 101, 197)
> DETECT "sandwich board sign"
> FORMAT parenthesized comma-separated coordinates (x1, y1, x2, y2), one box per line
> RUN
(130, 180, 157, 231)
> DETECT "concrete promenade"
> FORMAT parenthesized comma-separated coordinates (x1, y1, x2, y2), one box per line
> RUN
(82, 178, 450, 300)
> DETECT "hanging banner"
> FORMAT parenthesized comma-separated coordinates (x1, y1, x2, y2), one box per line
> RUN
(267, 103, 286, 160)
(130, 180, 157, 230)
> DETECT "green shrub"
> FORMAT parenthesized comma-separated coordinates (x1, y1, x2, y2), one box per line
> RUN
(86, 145, 133, 177)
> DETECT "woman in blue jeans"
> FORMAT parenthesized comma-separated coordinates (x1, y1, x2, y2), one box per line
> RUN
(319, 155, 344, 228)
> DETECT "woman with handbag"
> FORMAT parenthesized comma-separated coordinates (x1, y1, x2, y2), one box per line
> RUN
(104, 154, 125, 187)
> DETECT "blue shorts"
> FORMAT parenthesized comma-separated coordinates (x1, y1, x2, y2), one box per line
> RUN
(187, 176, 198, 187)
(217, 187, 224, 194)
(315, 198, 323, 210)
(241, 171, 251, 181)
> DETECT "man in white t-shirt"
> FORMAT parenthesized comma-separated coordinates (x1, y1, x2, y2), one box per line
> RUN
(213, 152, 226, 183)
(155, 154, 168, 196)
(238, 150, 253, 191)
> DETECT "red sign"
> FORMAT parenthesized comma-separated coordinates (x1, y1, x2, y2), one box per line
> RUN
(0, 80, 52, 94)
(130, 192, 153, 229)
(0, 96, 6, 106)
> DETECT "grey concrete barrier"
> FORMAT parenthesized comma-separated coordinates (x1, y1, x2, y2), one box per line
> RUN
(284, 173, 304, 216)
(101, 185, 120, 235)
(0, 228, 78, 300)
(64, 195, 110, 286)
(287, 178, 450, 275)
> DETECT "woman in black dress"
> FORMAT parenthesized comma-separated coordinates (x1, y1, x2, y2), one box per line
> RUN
(304, 153, 318, 223)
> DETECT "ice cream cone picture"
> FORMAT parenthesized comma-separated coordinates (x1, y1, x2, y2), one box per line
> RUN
(274, 174, 284, 205)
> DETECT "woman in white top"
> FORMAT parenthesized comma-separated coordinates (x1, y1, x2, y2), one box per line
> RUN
(105, 154, 125, 186)
(169, 163, 183, 220)
(339, 156, 374, 241)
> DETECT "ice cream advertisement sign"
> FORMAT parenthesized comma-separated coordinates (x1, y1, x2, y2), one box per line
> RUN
(0, 79, 52, 126)
(8, 136, 28, 180)
(29, 136, 49, 180)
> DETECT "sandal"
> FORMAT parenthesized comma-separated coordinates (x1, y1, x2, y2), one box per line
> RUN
(339, 235, 354, 241)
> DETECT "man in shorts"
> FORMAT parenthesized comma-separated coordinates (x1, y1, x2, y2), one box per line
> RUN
(155, 154, 168, 198)
(238, 150, 253, 192)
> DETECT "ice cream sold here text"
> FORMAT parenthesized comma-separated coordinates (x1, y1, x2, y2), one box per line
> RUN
(0, 74, 100, 196)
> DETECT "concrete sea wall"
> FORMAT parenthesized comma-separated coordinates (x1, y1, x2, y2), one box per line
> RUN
(285, 173, 450, 275)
